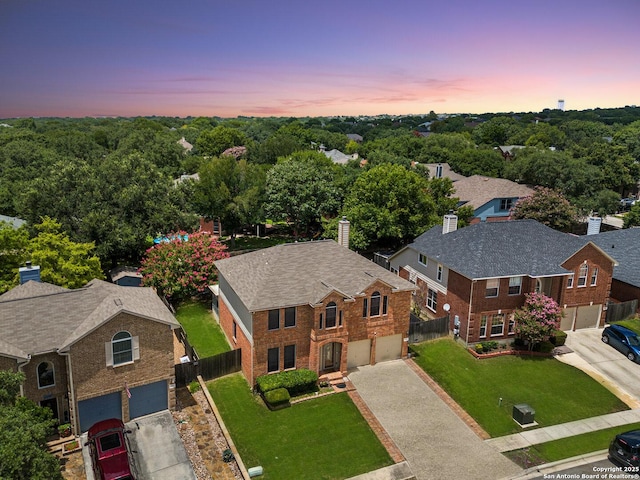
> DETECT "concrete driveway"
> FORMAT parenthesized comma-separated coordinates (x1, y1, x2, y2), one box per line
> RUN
(558, 329, 640, 407)
(82, 410, 197, 480)
(348, 360, 521, 480)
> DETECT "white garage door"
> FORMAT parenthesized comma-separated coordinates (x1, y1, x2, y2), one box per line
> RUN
(347, 339, 371, 369)
(375, 334, 402, 363)
(575, 305, 601, 329)
(78, 391, 122, 432)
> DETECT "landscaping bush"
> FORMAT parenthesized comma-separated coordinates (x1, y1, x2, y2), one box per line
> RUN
(256, 369, 319, 396)
(533, 340, 555, 353)
(475, 340, 499, 353)
(550, 330, 567, 346)
(475, 343, 484, 354)
(263, 388, 291, 409)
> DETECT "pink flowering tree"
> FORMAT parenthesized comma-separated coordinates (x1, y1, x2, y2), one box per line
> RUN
(514, 292, 562, 350)
(139, 231, 229, 303)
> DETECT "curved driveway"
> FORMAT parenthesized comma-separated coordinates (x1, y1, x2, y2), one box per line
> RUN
(348, 360, 521, 480)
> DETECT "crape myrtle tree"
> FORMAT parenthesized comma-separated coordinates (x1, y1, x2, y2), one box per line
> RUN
(139, 231, 230, 304)
(514, 292, 562, 350)
(511, 187, 579, 232)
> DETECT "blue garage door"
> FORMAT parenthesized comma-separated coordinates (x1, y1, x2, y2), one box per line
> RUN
(129, 380, 168, 419)
(78, 392, 122, 432)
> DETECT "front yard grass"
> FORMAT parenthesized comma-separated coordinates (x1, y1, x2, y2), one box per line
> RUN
(505, 422, 640, 467)
(175, 301, 230, 357)
(208, 374, 393, 480)
(410, 338, 628, 437)
(613, 318, 640, 334)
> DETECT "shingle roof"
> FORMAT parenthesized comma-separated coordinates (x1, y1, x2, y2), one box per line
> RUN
(404, 220, 597, 279)
(585, 228, 640, 288)
(452, 175, 534, 210)
(419, 163, 466, 182)
(215, 240, 415, 312)
(0, 279, 179, 357)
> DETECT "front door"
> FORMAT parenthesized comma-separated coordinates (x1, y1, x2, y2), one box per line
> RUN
(321, 342, 341, 372)
(40, 398, 59, 422)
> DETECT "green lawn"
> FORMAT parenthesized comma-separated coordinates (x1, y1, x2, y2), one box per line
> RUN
(175, 301, 230, 357)
(208, 374, 393, 480)
(409, 338, 628, 437)
(505, 422, 640, 467)
(223, 235, 289, 251)
(613, 318, 640, 334)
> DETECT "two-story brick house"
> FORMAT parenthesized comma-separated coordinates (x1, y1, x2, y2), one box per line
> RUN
(214, 240, 415, 386)
(0, 278, 180, 433)
(389, 218, 617, 345)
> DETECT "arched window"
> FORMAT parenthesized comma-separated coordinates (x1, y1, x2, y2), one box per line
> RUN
(325, 302, 337, 328)
(37, 361, 54, 388)
(370, 291, 381, 316)
(112, 331, 133, 365)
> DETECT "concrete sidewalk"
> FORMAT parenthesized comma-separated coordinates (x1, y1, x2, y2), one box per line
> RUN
(486, 408, 640, 452)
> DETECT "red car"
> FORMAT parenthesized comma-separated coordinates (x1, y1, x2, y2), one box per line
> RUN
(86, 418, 135, 480)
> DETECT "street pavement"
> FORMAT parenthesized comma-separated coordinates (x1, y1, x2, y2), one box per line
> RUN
(348, 360, 521, 480)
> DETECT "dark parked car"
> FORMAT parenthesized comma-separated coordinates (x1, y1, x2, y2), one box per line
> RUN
(86, 418, 135, 480)
(609, 429, 640, 471)
(602, 324, 640, 362)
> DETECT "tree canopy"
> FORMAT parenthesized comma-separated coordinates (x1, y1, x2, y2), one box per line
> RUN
(511, 187, 578, 232)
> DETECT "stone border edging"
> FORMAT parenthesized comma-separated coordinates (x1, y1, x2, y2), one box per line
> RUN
(468, 348, 553, 359)
(197, 375, 252, 480)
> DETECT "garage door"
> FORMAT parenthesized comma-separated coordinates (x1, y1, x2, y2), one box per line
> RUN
(78, 392, 122, 432)
(560, 307, 576, 331)
(347, 339, 371, 369)
(129, 380, 168, 419)
(575, 305, 601, 329)
(375, 334, 402, 363)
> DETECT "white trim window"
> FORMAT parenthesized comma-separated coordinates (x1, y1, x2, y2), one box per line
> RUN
(577, 264, 588, 287)
(106, 331, 139, 367)
(426, 288, 437, 312)
(437, 264, 443, 282)
(567, 274, 574, 289)
(326, 302, 337, 328)
(508, 276, 522, 295)
(485, 279, 499, 297)
(479, 316, 487, 338)
(369, 291, 381, 317)
(284, 307, 296, 328)
(419, 253, 428, 266)
(490, 314, 505, 336)
(37, 361, 54, 388)
(590, 268, 598, 286)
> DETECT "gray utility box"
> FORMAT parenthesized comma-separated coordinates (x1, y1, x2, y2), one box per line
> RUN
(513, 403, 535, 425)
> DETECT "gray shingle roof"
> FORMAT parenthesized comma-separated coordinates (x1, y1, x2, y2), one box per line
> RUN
(405, 220, 596, 279)
(0, 279, 179, 357)
(452, 175, 534, 210)
(585, 228, 640, 288)
(215, 240, 415, 312)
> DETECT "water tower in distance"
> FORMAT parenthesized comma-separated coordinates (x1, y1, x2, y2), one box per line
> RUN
(558, 99, 565, 111)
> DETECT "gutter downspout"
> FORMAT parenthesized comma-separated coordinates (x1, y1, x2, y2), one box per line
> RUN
(60, 351, 77, 433)
(466, 280, 476, 346)
(17, 355, 32, 397)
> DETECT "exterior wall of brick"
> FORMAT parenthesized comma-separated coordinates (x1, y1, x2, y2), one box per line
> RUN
(0, 356, 18, 372)
(68, 313, 176, 432)
(610, 279, 640, 307)
(21, 352, 70, 423)
(218, 295, 254, 383)
(221, 279, 412, 386)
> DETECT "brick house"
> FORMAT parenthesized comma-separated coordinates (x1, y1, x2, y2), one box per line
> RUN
(0, 278, 180, 433)
(389, 218, 617, 345)
(213, 240, 415, 386)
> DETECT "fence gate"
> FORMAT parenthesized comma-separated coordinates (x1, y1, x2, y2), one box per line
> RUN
(606, 300, 639, 323)
(408, 314, 449, 344)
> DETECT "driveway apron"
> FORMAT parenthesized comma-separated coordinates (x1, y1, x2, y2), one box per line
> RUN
(348, 360, 521, 480)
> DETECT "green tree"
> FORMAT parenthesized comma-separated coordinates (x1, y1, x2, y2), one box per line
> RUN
(265, 152, 339, 240)
(140, 231, 229, 303)
(194, 156, 266, 246)
(0, 371, 63, 480)
(196, 126, 247, 157)
(623, 203, 640, 228)
(0, 223, 29, 293)
(514, 292, 561, 350)
(511, 187, 578, 232)
(335, 163, 437, 249)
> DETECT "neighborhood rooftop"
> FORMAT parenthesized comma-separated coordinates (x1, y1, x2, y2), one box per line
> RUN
(0, 279, 179, 358)
(587, 228, 640, 288)
(452, 175, 534, 209)
(407, 219, 615, 280)
(215, 239, 415, 312)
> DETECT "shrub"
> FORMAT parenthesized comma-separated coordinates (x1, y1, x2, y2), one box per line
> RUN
(550, 330, 567, 346)
(256, 369, 319, 396)
(263, 388, 291, 409)
(533, 340, 555, 353)
(188, 380, 201, 393)
(475, 343, 484, 353)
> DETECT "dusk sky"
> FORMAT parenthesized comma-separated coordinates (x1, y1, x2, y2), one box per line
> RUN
(1, 0, 638, 118)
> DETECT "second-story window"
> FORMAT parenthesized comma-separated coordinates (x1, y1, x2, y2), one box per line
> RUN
(370, 292, 381, 316)
(485, 279, 499, 297)
(499, 198, 513, 211)
(590, 268, 598, 286)
(508, 276, 522, 295)
(437, 264, 443, 282)
(577, 264, 588, 287)
(268, 309, 280, 330)
(284, 307, 296, 328)
(567, 274, 574, 288)
(326, 302, 337, 328)
(419, 253, 427, 266)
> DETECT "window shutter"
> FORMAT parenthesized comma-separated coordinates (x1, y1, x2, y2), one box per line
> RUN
(133, 336, 140, 361)
(105, 342, 113, 367)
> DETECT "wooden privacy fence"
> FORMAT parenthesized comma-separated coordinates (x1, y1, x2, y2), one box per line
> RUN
(408, 314, 450, 344)
(606, 299, 639, 323)
(175, 349, 242, 388)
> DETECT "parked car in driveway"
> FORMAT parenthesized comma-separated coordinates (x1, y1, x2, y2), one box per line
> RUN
(602, 324, 640, 362)
(86, 418, 136, 480)
(609, 429, 640, 470)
